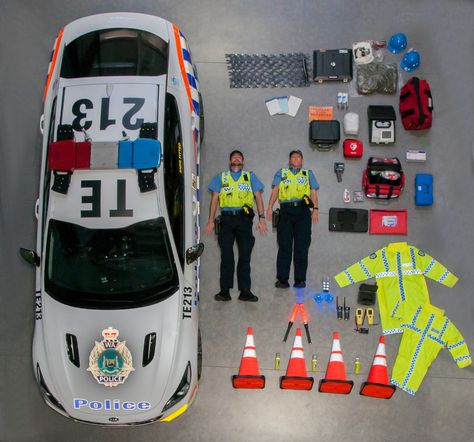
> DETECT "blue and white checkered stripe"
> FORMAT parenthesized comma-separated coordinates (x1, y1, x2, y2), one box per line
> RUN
(401, 313, 435, 390)
(390, 301, 400, 318)
(179, 31, 200, 117)
(423, 259, 436, 275)
(437, 271, 449, 283)
(358, 261, 372, 279)
(428, 334, 446, 346)
(411, 306, 422, 327)
(403, 269, 423, 275)
(410, 247, 417, 269)
(447, 340, 466, 350)
(439, 318, 449, 339)
(391, 379, 416, 396)
(383, 328, 403, 335)
(375, 271, 397, 278)
(343, 270, 355, 285)
(381, 249, 390, 272)
(454, 355, 472, 363)
(396, 253, 406, 302)
(401, 323, 422, 333)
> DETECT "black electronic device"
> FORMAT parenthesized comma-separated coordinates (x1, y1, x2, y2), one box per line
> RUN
(313, 49, 353, 83)
(334, 162, 345, 182)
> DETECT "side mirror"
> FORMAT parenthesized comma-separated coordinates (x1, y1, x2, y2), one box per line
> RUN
(20, 248, 40, 267)
(185, 243, 204, 265)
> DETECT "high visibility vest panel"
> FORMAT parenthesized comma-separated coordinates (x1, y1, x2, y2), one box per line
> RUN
(219, 171, 255, 208)
(333, 242, 459, 334)
(278, 168, 310, 201)
(391, 304, 471, 395)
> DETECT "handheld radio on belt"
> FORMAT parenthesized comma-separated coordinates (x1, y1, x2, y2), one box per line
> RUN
(302, 195, 314, 208)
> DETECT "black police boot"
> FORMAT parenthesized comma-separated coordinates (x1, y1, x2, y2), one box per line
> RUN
(275, 279, 290, 289)
(238, 289, 258, 302)
(293, 280, 306, 288)
(214, 289, 231, 301)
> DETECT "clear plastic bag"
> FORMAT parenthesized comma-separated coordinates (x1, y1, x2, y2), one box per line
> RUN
(356, 61, 398, 95)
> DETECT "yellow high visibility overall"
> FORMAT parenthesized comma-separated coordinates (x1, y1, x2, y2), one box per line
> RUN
(391, 304, 471, 395)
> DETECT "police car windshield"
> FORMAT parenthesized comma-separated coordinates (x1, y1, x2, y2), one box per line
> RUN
(60, 29, 168, 78)
(45, 217, 179, 309)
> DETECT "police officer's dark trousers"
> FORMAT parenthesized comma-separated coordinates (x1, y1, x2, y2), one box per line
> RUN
(276, 206, 311, 282)
(218, 214, 255, 290)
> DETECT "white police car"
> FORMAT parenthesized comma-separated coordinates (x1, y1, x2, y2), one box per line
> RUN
(20, 12, 204, 425)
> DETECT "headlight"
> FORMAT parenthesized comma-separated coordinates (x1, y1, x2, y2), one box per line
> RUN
(162, 362, 191, 412)
(36, 364, 67, 414)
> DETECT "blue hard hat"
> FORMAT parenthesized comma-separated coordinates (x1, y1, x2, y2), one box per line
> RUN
(387, 33, 408, 53)
(400, 50, 421, 72)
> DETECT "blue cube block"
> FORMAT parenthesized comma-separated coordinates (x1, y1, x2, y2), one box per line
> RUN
(415, 174, 433, 206)
(133, 138, 161, 169)
(118, 140, 133, 168)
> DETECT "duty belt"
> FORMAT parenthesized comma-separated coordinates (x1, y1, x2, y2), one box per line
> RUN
(221, 209, 244, 216)
(280, 201, 305, 208)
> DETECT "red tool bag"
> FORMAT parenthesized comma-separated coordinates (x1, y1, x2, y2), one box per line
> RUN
(363, 157, 404, 199)
(399, 77, 433, 130)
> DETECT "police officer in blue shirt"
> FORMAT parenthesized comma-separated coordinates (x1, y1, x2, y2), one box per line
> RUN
(266, 150, 319, 288)
(206, 150, 267, 302)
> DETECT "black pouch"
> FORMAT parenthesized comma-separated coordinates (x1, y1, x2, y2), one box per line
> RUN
(329, 208, 368, 232)
(358, 283, 378, 305)
(272, 209, 280, 228)
(215, 215, 221, 235)
(242, 204, 255, 218)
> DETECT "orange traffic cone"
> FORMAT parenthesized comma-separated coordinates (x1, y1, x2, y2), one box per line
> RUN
(232, 327, 265, 389)
(360, 336, 396, 399)
(280, 328, 314, 390)
(318, 331, 353, 394)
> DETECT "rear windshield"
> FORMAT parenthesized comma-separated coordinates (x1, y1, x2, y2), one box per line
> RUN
(45, 217, 179, 309)
(60, 29, 168, 78)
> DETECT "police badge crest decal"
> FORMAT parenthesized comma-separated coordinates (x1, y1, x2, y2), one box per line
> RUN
(87, 327, 134, 387)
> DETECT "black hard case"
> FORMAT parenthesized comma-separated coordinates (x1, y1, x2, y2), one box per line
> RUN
(313, 49, 353, 83)
(309, 120, 340, 150)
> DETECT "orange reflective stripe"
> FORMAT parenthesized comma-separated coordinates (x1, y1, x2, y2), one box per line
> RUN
(289, 304, 299, 322)
(43, 27, 64, 103)
(172, 24, 193, 113)
(300, 304, 308, 324)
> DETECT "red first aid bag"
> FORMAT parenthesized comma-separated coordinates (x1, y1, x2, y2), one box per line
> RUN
(399, 77, 433, 130)
(363, 157, 404, 199)
(343, 139, 363, 158)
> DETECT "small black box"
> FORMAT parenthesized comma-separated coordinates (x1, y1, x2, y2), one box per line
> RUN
(313, 49, 353, 83)
(357, 283, 378, 306)
(309, 120, 340, 151)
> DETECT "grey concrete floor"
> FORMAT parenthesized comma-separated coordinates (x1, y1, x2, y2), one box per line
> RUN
(1, 0, 474, 441)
